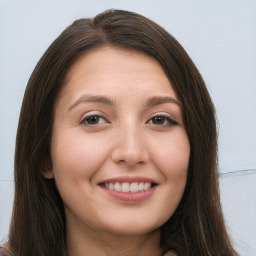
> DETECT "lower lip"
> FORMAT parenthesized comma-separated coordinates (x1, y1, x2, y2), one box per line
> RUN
(99, 186, 157, 202)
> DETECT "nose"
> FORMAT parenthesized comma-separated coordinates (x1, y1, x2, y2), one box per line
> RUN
(111, 124, 149, 167)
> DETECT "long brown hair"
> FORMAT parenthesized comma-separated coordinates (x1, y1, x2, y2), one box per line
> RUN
(7, 9, 238, 256)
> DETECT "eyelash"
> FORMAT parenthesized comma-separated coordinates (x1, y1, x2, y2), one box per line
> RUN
(80, 114, 178, 127)
(80, 115, 108, 125)
(147, 114, 178, 126)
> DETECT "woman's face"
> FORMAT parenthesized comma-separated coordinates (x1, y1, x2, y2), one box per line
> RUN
(48, 47, 190, 237)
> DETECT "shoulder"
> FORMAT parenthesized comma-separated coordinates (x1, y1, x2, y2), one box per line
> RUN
(0, 246, 13, 256)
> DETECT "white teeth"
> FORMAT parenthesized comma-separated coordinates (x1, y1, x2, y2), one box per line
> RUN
(130, 182, 138, 192)
(122, 182, 129, 192)
(102, 182, 153, 192)
(138, 182, 144, 191)
(114, 182, 121, 192)
(144, 182, 151, 190)
(109, 183, 114, 190)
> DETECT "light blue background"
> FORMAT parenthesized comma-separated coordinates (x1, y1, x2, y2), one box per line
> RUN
(0, 1, 255, 255)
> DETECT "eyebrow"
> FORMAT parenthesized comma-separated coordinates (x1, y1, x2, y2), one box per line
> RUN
(68, 95, 116, 111)
(68, 95, 181, 111)
(144, 96, 181, 107)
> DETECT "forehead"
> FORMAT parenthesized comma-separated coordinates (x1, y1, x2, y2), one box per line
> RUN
(59, 47, 178, 104)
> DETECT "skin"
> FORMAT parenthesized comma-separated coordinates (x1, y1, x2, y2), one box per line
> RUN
(45, 47, 190, 256)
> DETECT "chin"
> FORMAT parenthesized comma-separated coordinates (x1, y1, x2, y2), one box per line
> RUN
(101, 218, 164, 237)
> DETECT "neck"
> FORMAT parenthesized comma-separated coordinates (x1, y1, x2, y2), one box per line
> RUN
(66, 225, 162, 256)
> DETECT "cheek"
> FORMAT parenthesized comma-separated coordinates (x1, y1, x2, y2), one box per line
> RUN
(151, 130, 190, 177)
(143, 131, 190, 226)
(151, 130, 190, 202)
(50, 130, 110, 186)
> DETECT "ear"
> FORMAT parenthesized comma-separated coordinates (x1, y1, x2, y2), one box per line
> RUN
(42, 169, 54, 179)
(41, 156, 54, 179)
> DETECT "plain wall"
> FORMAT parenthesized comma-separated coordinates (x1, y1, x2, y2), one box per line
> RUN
(0, 1, 255, 255)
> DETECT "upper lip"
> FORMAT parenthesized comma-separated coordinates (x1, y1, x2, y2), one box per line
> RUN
(98, 176, 158, 185)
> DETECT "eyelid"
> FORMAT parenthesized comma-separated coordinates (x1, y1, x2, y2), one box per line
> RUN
(146, 112, 179, 126)
(79, 111, 109, 124)
(79, 111, 178, 127)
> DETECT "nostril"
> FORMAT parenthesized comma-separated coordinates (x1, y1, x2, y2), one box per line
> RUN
(111, 137, 149, 166)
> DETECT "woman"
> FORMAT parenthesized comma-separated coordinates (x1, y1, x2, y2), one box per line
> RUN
(1, 9, 238, 256)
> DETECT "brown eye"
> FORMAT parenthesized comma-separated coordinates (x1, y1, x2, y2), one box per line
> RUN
(149, 115, 178, 126)
(81, 115, 107, 125)
(152, 116, 165, 124)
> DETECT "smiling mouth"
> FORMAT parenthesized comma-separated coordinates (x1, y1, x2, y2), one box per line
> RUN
(100, 182, 156, 193)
